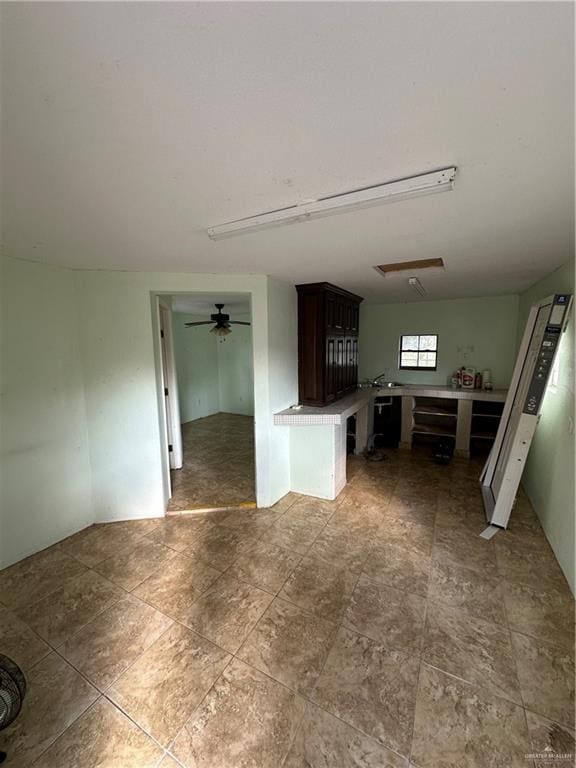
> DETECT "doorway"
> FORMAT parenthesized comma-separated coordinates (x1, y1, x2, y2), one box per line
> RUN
(156, 293, 256, 512)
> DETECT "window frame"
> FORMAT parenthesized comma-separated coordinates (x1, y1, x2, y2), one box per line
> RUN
(398, 334, 439, 371)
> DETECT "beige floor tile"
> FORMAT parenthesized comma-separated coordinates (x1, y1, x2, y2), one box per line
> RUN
(374, 518, 434, 558)
(108, 622, 230, 747)
(171, 658, 303, 768)
(307, 523, 375, 573)
(260, 515, 324, 555)
(343, 575, 426, 655)
(279, 556, 358, 622)
(284, 700, 408, 768)
(145, 516, 217, 552)
(411, 664, 530, 768)
(285, 496, 338, 526)
(95, 537, 177, 591)
(0, 607, 50, 672)
(159, 755, 183, 767)
(181, 573, 273, 653)
(511, 631, 575, 727)
(226, 539, 301, 593)
(133, 553, 221, 623)
(495, 538, 570, 592)
(34, 697, 163, 767)
(423, 602, 522, 703)
(220, 507, 283, 537)
(362, 541, 430, 597)
(525, 710, 575, 768)
(0, 547, 87, 610)
(186, 525, 258, 569)
(312, 627, 420, 756)
(386, 496, 436, 528)
(432, 525, 497, 572)
(0, 652, 98, 768)
(59, 523, 148, 567)
(428, 560, 507, 626)
(270, 491, 301, 513)
(17, 569, 123, 647)
(503, 580, 575, 647)
(237, 598, 338, 695)
(60, 594, 173, 690)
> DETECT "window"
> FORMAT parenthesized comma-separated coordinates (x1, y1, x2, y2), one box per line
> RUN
(399, 334, 438, 370)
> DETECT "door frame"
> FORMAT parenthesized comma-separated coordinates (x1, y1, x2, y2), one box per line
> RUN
(157, 298, 183, 489)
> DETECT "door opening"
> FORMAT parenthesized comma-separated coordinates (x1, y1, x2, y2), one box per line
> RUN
(155, 293, 256, 513)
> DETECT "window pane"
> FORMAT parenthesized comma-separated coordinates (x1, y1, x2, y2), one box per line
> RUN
(401, 335, 419, 351)
(419, 335, 437, 351)
(418, 351, 437, 367)
(400, 351, 418, 367)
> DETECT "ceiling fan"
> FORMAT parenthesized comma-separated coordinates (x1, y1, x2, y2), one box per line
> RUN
(185, 303, 251, 337)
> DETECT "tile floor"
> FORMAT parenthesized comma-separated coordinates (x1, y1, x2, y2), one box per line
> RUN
(0, 448, 574, 767)
(167, 413, 255, 512)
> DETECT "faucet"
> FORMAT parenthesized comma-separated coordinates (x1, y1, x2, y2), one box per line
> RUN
(371, 372, 387, 386)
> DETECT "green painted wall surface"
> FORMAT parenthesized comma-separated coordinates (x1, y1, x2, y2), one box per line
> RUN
(1, 257, 93, 568)
(172, 312, 254, 422)
(173, 313, 219, 422)
(517, 260, 575, 594)
(217, 314, 254, 416)
(359, 295, 519, 388)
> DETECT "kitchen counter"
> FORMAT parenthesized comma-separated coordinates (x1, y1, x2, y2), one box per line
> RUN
(273, 384, 507, 426)
(274, 384, 508, 501)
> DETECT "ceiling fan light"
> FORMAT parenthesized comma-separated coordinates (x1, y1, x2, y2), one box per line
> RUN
(210, 325, 232, 336)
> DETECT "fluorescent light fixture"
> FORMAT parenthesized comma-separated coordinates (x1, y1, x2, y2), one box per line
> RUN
(207, 167, 456, 240)
(408, 277, 427, 297)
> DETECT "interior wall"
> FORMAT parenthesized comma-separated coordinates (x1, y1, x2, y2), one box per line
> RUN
(172, 313, 219, 423)
(266, 278, 299, 503)
(0, 256, 93, 568)
(217, 314, 254, 416)
(517, 259, 575, 594)
(74, 271, 289, 518)
(359, 295, 519, 388)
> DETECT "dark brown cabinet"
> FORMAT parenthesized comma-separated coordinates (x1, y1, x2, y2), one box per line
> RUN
(296, 282, 363, 406)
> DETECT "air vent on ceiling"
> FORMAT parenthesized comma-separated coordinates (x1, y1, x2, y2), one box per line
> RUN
(374, 258, 445, 277)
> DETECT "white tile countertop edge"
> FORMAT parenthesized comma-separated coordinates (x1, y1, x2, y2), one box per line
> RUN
(273, 385, 508, 426)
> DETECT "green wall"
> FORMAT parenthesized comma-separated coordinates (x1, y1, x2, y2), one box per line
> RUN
(173, 314, 219, 423)
(1, 257, 93, 568)
(517, 260, 575, 594)
(217, 315, 254, 417)
(359, 295, 519, 388)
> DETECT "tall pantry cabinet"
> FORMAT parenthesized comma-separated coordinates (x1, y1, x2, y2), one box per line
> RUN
(296, 282, 364, 406)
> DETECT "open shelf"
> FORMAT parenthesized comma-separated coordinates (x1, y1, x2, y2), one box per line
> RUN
(472, 412, 501, 418)
(412, 424, 456, 437)
(471, 431, 498, 440)
(413, 405, 457, 417)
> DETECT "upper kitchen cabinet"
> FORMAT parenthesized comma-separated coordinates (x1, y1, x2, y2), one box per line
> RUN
(296, 282, 364, 406)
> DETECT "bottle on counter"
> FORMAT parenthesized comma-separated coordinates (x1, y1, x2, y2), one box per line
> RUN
(474, 372, 483, 389)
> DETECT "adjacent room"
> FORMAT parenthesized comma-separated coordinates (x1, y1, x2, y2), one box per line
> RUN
(0, 3, 574, 768)
(165, 294, 256, 512)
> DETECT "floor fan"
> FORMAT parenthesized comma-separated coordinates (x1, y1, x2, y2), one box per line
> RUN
(0, 655, 27, 763)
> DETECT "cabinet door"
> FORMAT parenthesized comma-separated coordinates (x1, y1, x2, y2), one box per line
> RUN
(350, 304, 359, 333)
(335, 336, 345, 397)
(344, 337, 353, 390)
(325, 336, 337, 402)
(351, 337, 359, 387)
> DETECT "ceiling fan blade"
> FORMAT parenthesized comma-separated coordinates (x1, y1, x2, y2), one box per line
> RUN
(185, 321, 214, 327)
(229, 321, 251, 326)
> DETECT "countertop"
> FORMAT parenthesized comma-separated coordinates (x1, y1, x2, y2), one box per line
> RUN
(273, 384, 508, 426)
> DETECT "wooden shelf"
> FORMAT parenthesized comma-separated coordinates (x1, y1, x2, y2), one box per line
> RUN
(413, 406, 457, 417)
(412, 424, 456, 437)
(472, 413, 501, 418)
(471, 431, 497, 440)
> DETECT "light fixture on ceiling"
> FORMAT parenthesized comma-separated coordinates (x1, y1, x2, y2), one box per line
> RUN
(408, 277, 427, 297)
(374, 257, 445, 277)
(185, 304, 250, 337)
(207, 167, 456, 240)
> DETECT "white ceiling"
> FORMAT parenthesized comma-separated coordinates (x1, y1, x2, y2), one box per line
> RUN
(1, 2, 573, 303)
(171, 293, 250, 316)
